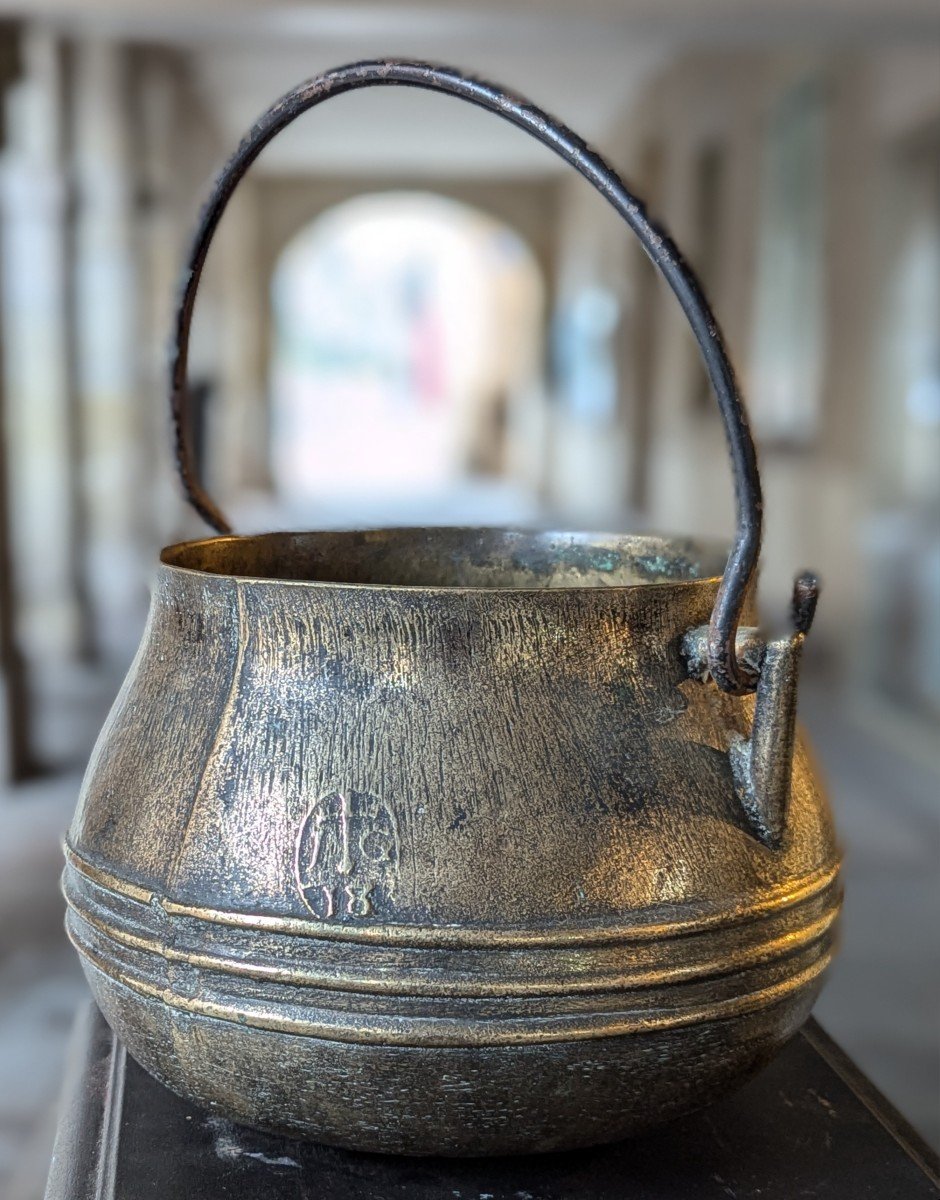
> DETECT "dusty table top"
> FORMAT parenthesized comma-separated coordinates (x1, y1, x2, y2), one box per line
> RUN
(46, 1001, 939, 1200)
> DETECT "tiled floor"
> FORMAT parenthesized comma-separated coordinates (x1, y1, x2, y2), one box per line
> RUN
(0, 676, 936, 1199)
(0, 774, 87, 1200)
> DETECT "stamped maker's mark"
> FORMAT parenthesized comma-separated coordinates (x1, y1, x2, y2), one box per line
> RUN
(294, 791, 399, 919)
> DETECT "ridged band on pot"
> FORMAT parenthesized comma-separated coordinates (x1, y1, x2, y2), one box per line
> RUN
(63, 845, 840, 1047)
(64, 837, 838, 1154)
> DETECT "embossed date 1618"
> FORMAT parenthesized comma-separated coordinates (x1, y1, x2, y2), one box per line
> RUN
(294, 791, 399, 920)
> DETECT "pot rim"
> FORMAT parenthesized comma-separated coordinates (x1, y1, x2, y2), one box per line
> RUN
(158, 527, 732, 593)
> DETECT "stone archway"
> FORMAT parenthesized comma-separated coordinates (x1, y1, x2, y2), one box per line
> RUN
(265, 190, 546, 526)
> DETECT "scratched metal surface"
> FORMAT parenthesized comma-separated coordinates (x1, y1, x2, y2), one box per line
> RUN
(61, 529, 840, 1154)
(45, 1005, 940, 1200)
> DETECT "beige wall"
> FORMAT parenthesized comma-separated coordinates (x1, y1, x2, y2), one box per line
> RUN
(544, 47, 940, 673)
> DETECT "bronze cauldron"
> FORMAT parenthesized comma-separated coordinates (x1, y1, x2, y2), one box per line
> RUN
(64, 61, 840, 1157)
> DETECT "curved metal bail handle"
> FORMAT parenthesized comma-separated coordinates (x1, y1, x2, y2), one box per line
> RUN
(169, 59, 762, 694)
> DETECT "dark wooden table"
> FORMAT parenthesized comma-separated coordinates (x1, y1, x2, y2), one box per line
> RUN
(46, 1001, 939, 1199)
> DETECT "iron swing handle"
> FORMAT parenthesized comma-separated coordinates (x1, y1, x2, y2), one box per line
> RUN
(169, 58, 798, 700)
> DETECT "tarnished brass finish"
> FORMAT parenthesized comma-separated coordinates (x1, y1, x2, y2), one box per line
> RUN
(65, 529, 840, 1155)
(64, 61, 841, 1156)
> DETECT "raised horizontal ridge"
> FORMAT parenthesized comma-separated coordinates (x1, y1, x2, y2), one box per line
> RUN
(65, 879, 839, 1000)
(64, 838, 840, 1047)
(68, 911, 834, 1048)
(64, 842, 841, 950)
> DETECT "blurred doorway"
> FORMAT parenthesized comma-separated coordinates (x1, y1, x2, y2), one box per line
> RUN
(268, 192, 546, 527)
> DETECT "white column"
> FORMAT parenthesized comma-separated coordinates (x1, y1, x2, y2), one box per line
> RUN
(135, 49, 190, 547)
(0, 120, 37, 778)
(71, 36, 146, 658)
(136, 50, 264, 541)
(209, 177, 270, 510)
(0, 25, 79, 668)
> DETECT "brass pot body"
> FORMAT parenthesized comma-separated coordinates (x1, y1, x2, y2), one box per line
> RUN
(64, 529, 840, 1156)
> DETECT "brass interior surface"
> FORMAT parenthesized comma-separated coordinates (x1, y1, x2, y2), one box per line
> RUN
(160, 528, 728, 589)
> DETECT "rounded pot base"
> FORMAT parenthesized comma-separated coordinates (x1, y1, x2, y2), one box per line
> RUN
(85, 965, 821, 1157)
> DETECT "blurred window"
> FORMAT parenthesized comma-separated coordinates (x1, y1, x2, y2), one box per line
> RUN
(750, 77, 828, 445)
(861, 131, 940, 722)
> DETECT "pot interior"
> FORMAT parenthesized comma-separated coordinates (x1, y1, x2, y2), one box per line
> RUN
(161, 528, 727, 589)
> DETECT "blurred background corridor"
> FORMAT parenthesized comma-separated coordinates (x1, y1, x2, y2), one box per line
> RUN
(0, 1, 937, 1194)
